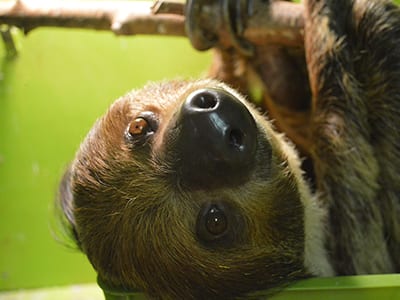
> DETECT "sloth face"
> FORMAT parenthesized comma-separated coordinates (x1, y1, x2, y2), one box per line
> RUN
(59, 79, 329, 299)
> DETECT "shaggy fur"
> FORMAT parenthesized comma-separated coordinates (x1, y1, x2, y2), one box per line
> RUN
(57, 0, 400, 299)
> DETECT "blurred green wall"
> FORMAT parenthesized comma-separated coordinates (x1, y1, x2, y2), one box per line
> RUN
(0, 28, 211, 290)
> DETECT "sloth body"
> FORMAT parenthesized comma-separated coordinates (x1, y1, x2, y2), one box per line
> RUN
(58, 0, 400, 299)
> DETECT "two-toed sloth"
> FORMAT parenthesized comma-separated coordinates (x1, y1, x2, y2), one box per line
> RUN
(57, 0, 400, 299)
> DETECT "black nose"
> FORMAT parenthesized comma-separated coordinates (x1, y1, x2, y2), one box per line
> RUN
(175, 88, 257, 188)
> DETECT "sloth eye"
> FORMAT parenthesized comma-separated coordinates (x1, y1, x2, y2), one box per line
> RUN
(196, 202, 237, 247)
(128, 111, 158, 136)
(196, 202, 246, 248)
(128, 117, 150, 136)
(205, 205, 228, 236)
(126, 111, 158, 144)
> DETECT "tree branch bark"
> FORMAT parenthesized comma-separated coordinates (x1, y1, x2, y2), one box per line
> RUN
(0, 1, 186, 36)
(0, 1, 305, 53)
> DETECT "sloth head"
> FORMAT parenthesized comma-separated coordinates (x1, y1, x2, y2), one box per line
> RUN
(58, 79, 332, 299)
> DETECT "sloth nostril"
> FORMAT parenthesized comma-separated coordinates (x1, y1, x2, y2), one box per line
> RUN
(190, 91, 218, 110)
(228, 128, 244, 151)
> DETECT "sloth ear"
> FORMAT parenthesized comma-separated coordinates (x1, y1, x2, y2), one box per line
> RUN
(54, 166, 81, 249)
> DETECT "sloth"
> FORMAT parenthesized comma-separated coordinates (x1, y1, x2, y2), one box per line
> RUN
(57, 0, 400, 299)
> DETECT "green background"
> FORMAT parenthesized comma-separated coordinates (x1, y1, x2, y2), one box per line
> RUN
(0, 27, 211, 290)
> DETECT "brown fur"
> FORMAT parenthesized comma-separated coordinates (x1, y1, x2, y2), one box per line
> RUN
(59, 80, 320, 298)
(305, 0, 400, 274)
(57, 0, 400, 299)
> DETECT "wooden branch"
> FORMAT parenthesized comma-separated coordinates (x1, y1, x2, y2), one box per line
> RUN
(0, 1, 305, 52)
(0, 1, 186, 36)
(244, 1, 304, 48)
